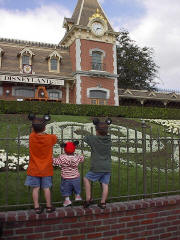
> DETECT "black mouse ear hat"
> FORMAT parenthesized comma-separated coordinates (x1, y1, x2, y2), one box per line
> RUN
(28, 113, 51, 122)
(92, 118, 112, 126)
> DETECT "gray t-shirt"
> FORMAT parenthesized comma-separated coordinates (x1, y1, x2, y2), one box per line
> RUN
(84, 135, 112, 172)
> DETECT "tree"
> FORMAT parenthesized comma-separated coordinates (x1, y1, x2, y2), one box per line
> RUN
(117, 30, 159, 90)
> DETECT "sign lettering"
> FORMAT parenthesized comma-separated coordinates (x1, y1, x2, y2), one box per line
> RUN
(0, 75, 64, 86)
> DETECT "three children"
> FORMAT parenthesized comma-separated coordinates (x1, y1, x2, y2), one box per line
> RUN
(25, 115, 112, 213)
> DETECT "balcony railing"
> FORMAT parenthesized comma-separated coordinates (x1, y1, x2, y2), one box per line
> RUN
(91, 62, 106, 71)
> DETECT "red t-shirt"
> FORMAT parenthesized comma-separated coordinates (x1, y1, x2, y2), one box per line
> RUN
(27, 132, 57, 177)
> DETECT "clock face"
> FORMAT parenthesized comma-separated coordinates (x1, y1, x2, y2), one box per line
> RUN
(23, 64, 32, 74)
(91, 22, 104, 36)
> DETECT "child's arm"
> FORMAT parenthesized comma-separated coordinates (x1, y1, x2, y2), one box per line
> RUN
(53, 156, 62, 166)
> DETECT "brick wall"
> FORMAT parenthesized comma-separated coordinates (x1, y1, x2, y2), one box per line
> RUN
(1, 196, 180, 240)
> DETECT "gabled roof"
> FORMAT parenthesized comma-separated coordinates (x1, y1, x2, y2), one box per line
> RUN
(68, 0, 114, 31)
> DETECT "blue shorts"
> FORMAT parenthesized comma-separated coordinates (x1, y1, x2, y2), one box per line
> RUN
(60, 177, 81, 197)
(25, 176, 52, 188)
(85, 171, 111, 184)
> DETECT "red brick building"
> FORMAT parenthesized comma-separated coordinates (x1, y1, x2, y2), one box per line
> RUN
(0, 0, 119, 106)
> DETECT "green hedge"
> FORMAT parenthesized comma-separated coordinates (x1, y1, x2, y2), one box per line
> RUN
(0, 100, 180, 119)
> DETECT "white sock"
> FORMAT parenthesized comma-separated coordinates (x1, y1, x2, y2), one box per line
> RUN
(65, 197, 70, 201)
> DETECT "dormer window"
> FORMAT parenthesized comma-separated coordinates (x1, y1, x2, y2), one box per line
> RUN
(18, 47, 34, 74)
(0, 48, 4, 68)
(48, 50, 62, 73)
(50, 58, 58, 71)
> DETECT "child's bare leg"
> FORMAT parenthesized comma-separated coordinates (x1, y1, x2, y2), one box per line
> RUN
(101, 183, 108, 203)
(83, 177, 91, 201)
(32, 187, 40, 208)
(43, 188, 51, 207)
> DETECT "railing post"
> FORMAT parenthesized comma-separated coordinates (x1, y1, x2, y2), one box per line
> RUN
(141, 120, 147, 198)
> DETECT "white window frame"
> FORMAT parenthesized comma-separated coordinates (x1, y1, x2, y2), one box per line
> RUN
(87, 87, 110, 99)
(47, 89, 62, 100)
(18, 47, 34, 70)
(48, 50, 62, 73)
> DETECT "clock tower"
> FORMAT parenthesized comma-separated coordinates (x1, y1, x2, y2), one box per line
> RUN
(60, 0, 119, 106)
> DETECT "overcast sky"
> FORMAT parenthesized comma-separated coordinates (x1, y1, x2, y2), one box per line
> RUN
(0, 0, 180, 90)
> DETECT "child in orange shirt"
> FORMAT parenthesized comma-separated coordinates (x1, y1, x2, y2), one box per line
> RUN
(25, 114, 57, 214)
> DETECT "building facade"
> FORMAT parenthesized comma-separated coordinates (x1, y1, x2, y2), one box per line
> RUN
(0, 0, 119, 106)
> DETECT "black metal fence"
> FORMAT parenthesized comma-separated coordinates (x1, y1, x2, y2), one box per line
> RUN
(0, 123, 180, 210)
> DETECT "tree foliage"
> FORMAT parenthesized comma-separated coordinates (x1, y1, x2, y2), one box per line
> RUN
(117, 30, 159, 90)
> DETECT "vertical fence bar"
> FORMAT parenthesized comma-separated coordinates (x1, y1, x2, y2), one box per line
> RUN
(150, 127, 153, 198)
(142, 121, 147, 198)
(5, 126, 10, 206)
(16, 126, 21, 205)
(178, 129, 180, 191)
(80, 125, 84, 197)
(157, 128, 161, 193)
(109, 126, 112, 199)
(164, 127, 168, 196)
(126, 127, 130, 200)
(135, 129, 138, 196)
(118, 128, 121, 196)
(171, 129, 175, 191)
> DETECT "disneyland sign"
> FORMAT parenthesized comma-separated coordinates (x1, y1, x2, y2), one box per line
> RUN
(0, 75, 64, 86)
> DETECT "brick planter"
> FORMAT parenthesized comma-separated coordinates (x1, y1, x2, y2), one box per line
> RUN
(0, 196, 180, 239)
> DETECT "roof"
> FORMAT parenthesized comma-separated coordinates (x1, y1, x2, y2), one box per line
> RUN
(68, 0, 114, 31)
(118, 89, 180, 102)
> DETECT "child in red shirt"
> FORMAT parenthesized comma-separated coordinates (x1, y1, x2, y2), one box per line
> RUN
(25, 116, 57, 214)
(53, 141, 84, 207)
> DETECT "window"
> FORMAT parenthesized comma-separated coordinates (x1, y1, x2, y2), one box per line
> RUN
(92, 51, 103, 70)
(0, 48, 4, 68)
(0, 87, 2, 96)
(18, 48, 34, 73)
(89, 90, 107, 105)
(48, 89, 62, 100)
(13, 88, 35, 98)
(48, 51, 62, 72)
(91, 99, 107, 105)
(50, 58, 58, 71)
(22, 55, 30, 65)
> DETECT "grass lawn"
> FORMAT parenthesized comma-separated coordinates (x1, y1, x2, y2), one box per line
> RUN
(0, 114, 180, 210)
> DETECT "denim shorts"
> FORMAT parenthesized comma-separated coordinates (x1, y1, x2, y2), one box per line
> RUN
(25, 176, 52, 188)
(85, 171, 111, 184)
(60, 177, 81, 197)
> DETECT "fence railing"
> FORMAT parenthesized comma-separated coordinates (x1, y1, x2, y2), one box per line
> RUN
(0, 123, 180, 210)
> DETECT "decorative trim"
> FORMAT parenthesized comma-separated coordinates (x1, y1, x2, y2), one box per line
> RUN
(0, 38, 68, 49)
(114, 78, 119, 106)
(89, 8, 107, 24)
(87, 87, 110, 99)
(113, 44, 117, 75)
(76, 74, 81, 104)
(76, 39, 81, 71)
(77, 0, 85, 25)
(65, 82, 70, 103)
(73, 70, 118, 79)
(18, 47, 35, 57)
(89, 48, 106, 57)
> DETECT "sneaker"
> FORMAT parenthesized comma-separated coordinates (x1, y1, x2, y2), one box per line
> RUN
(75, 195, 82, 201)
(63, 199, 72, 207)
